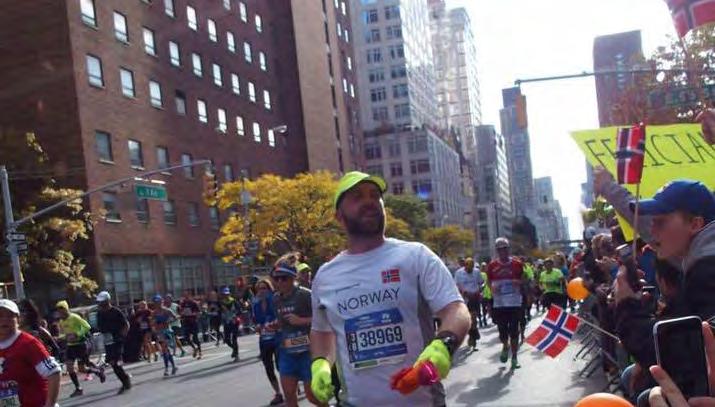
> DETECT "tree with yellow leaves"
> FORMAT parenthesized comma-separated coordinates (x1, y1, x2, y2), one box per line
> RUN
(422, 225, 474, 260)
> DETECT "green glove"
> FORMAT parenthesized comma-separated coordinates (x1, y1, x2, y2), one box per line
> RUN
(310, 358, 334, 403)
(415, 339, 452, 379)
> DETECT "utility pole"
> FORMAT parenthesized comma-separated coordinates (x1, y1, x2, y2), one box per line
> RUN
(0, 166, 25, 299)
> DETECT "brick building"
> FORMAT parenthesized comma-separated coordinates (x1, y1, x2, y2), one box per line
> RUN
(0, 0, 360, 306)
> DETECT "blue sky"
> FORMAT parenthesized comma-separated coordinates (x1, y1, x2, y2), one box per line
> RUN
(451, 0, 677, 239)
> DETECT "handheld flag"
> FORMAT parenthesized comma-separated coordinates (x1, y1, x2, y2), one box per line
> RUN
(615, 124, 646, 185)
(664, 0, 715, 37)
(525, 305, 580, 358)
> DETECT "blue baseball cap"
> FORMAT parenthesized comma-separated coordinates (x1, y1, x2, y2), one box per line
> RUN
(271, 263, 297, 278)
(221, 286, 230, 295)
(630, 180, 715, 223)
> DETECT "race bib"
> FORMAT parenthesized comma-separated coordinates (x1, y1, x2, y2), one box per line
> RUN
(102, 332, 114, 345)
(0, 382, 19, 407)
(492, 280, 522, 308)
(139, 322, 149, 330)
(344, 308, 407, 370)
(282, 332, 310, 354)
(66, 333, 78, 342)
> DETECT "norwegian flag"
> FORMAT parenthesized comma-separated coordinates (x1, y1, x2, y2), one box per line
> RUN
(615, 124, 646, 185)
(525, 306, 580, 358)
(381, 268, 400, 284)
(665, 0, 715, 37)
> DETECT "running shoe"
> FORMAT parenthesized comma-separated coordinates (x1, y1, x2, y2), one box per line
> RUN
(269, 394, 284, 406)
(511, 358, 521, 370)
(172, 366, 178, 375)
(180, 349, 186, 357)
(70, 389, 84, 398)
(192, 348, 198, 358)
(97, 367, 106, 383)
(117, 385, 131, 395)
(83, 374, 93, 381)
(163, 369, 169, 377)
(499, 348, 509, 363)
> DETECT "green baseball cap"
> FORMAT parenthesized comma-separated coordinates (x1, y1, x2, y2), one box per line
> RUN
(334, 171, 387, 209)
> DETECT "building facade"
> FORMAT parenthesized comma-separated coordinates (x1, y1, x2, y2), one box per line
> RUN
(500, 87, 535, 219)
(534, 177, 569, 249)
(363, 128, 462, 226)
(0, 0, 359, 306)
(473, 125, 513, 258)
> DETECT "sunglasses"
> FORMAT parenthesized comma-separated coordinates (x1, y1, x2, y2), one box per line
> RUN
(273, 275, 292, 282)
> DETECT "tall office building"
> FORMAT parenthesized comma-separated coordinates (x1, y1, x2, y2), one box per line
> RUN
(474, 125, 513, 259)
(534, 177, 569, 249)
(0, 0, 360, 305)
(500, 87, 535, 220)
(350, 0, 437, 132)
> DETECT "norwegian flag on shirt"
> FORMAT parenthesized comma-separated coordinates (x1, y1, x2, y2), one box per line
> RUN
(665, 0, 715, 37)
(525, 305, 580, 358)
(381, 269, 400, 283)
(615, 124, 646, 185)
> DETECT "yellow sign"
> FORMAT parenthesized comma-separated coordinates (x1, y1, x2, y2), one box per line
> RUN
(571, 124, 715, 239)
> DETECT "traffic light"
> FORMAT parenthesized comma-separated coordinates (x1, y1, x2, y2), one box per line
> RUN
(202, 171, 219, 205)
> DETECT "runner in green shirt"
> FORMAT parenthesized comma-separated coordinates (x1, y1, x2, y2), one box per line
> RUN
(539, 258, 567, 310)
(480, 268, 492, 327)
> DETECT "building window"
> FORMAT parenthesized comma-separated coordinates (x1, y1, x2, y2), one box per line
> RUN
(209, 207, 220, 229)
(389, 162, 402, 177)
(113, 12, 129, 43)
(368, 68, 384, 83)
(386, 25, 402, 39)
(248, 82, 256, 102)
(385, 5, 400, 20)
(252, 122, 261, 142)
(392, 84, 408, 98)
(366, 28, 380, 43)
(337, 22, 342, 39)
(341, 1, 347, 15)
(95, 131, 113, 162)
(255, 14, 263, 33)
(236, 116, 245, 136)
(243, 42, 252, 63)
(411, 180, 432, 198)
(263, 90, 271, 110)
(259, 52, 267, 71)
(392, 182, 404, 195)
(350, 84, 355, 98)
(231, 74, 240, 95)
(395, 103, 410, 119)
(268, 129, 275, 148)
(389, 44, 404, 60)
(223, 0, 231, 10)
(143, 28, 156, 56)
(370, 87, 386, 102)
(164, 257, 203, 297)
(103, 256, 156, 306)
(182, 153, 194, 178)
(407, 134, 428, 153)
(175, 90, 187, 115)
(391, 65, 407, 79)
(149, 81, 163, 107)
(136, 198, 149, 223)
(344, 28, 350, 43)
(157, 146, 169, 169)
(223, 164, 234, 182)
(86, 55, 103, 87)
(388, 140, 401, 157)
(186, 5, 198, 30)
(342, 78, 348, 94)
(364, 143, 381, 159)
(169, 41, 181, 66)
(197, 99, 208, 123)
(217, 108, 227, 133)
(227, 31, 236, 53)
(80, 0, 97, 26)
(366, 48, 382, 64)
(239, 2, 247, 22)
(346, 56, 352, 71)
(164, 0, 175, 17)
(163, 200, 177, 225)
(366, 165, 383, 177)
(128, 139, 144, 168)
(103, 192, 120, 221)
(212, 63, 222, 87)
(191, 53, 202, 77)
(363, 9, 378, 23)
(207, 19, 217, 42)
(372, 107, 388, 122)
(120, 68, 135, 97)
(410, 159, 430, 174)
(188, 202, 200, 226)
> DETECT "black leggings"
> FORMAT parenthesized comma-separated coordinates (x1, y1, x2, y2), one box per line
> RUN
(183, 323, 202, 351)
(493, 307, 521, 344)
(260, 340, 279, 387)
(542, 292, 567, 310)
(223, 322, 238, 355)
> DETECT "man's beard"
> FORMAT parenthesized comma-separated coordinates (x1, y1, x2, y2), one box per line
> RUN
(343, 209, 385, 238)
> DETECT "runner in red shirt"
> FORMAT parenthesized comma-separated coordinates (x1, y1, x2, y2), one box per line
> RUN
(0, 299, 61, 407)
(486, 237, 524, 369)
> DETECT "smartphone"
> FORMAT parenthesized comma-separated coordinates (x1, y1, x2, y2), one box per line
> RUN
(653, 316, 710, 399)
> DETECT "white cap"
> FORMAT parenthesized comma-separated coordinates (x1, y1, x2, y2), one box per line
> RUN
(495, 237, 510, 249)
(96, 291, 111, 302)
(0, 299, 19, 315)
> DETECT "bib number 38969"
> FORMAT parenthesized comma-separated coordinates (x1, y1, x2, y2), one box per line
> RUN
(345, 308, 407, 370)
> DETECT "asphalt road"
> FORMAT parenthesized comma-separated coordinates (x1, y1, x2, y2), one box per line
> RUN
(58, 311, 607, 407)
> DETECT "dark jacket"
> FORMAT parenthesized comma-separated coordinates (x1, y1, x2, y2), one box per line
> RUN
(616, 220, 715, 368)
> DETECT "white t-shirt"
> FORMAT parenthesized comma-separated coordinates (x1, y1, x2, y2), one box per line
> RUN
(312, 238, 463, 407)
(454, 267, 483, 294)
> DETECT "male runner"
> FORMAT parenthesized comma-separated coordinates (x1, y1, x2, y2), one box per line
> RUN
(163, 294, 185, 357)
(151, 295, 179, 376)
(486, 238, 524, 370)
(219, 287, 240, 361)
(56, 300, 105, 397)
(454, 257, 483, 351)
(310, 171, 470, 406)
(96, 291, 132, 394)
(179, 290, 202, 359)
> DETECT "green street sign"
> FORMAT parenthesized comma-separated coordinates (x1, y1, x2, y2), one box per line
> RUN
(135, 184, 167, 201)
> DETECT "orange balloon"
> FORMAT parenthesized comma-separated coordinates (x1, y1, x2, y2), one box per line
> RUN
(567, 277, 590, 301)
(575, 393, 633, 407)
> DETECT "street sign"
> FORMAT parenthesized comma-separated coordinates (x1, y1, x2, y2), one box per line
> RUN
(5, 233, 25, 242)
(135, 184, 167, 201)
(15, 243, 28, 252)
(648, 84, 715, 109)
